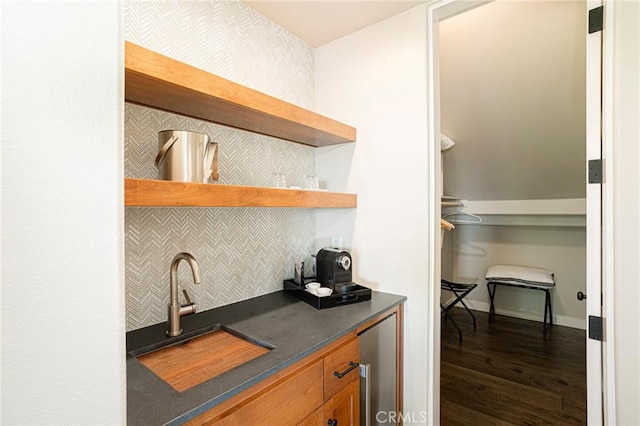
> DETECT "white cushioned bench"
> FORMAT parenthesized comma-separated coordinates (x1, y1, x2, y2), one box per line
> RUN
(485, 264, 555, 334)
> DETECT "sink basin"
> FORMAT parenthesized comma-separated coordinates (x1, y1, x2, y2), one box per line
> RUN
(132, 324, 274, 392)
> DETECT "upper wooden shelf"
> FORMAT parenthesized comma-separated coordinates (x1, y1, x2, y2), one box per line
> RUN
(125, 178, 357, 208)
(125, 41, 356, 147)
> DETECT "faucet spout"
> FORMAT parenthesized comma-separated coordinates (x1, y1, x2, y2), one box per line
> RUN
(167, 252, 201, 337)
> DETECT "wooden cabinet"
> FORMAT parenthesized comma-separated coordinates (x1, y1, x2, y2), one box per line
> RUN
(187, 334, 359, 425)
(184, 304, 403, 426)
(297, 349, 360, 426)
(198, 360, 323, 426)
(321, 338, 360, 426)
(124, 42, 358, 209)
(298, 408, 324, 426)
(322, 379, 360, 426)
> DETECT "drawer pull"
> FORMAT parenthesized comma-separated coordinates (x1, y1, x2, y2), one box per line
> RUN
(333, 361, 359, 379)
(328, 419, 338, 426)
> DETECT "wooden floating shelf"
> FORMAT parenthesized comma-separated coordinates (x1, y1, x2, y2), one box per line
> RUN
(125, 41, 356, 147)
(125, 178, 357, 208)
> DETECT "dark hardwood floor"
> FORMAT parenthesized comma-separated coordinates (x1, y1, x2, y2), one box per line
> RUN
(440, 308, 587, 425)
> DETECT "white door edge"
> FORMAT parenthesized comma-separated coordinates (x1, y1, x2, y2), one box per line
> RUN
(601, 1, 617, 424)
(586, 1, 606, 424)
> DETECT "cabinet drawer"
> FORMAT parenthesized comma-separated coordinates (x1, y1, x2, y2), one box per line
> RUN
(194, 359, 323, 425)
(323, 337, 360, 401)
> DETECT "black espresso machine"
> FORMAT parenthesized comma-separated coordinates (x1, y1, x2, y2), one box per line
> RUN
(316, 247, 358, 293)
(284, 247, 371, 309)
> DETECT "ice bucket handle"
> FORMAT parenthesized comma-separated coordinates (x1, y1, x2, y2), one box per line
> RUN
(154, 135, 179, 168)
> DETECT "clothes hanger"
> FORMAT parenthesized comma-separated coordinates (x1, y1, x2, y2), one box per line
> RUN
(442, 207, 483, 224)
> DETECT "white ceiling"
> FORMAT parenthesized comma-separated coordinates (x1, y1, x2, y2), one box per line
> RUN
(242, 1, 425, 47)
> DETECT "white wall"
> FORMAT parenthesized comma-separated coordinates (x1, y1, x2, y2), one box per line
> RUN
(315, 5, 430, 419)
(449, 225, 586, 329)
(1, 2, 125, 424)
(612, 0, 640, 423)
(439, 0, 586, 201)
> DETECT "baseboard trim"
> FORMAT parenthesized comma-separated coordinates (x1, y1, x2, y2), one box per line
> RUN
(451, 301, 586, 330)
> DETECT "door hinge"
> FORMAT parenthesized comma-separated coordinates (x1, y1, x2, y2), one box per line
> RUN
(588, 159, 604, 184)
(589, 6, 604, 34)
(589, 315, 604, 341)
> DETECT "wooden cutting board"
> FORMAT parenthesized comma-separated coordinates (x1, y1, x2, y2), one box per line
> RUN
(137, 329, 270, 392)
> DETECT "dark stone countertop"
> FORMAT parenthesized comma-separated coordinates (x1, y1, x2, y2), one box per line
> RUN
(127, 289, 406, 425)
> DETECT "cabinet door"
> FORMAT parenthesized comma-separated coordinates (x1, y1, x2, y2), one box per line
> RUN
(323, 379, 360, 426)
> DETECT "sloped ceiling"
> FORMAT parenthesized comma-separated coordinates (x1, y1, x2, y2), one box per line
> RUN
(440, 0, 586, 201)
(242, 1, 425, 47)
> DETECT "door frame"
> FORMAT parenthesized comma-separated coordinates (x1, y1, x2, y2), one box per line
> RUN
(425, 0, 616, 424)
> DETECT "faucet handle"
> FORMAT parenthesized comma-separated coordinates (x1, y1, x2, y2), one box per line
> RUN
(182, 289, 193, 305)
(178, 289, 197, 317)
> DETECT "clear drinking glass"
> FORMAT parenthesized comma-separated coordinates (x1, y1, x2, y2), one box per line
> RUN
(303, 174, 319, 190)
(271, 172, 287, 188)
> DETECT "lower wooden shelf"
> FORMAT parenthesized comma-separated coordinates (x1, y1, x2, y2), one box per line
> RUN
(124, 178, 357, 208)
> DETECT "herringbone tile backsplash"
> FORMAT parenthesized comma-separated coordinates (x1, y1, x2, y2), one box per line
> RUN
(124, 0, 313, 108)
(125, 0, 316, 331)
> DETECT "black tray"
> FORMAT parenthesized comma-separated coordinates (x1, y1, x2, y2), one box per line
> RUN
(283, 279, 372, 310)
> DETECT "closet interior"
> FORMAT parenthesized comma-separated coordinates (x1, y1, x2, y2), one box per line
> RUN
(437, 3, 589, 423)
(438, 0, 588, 332)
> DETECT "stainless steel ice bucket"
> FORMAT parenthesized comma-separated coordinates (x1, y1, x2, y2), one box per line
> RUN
(154, 130, 219, 183)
